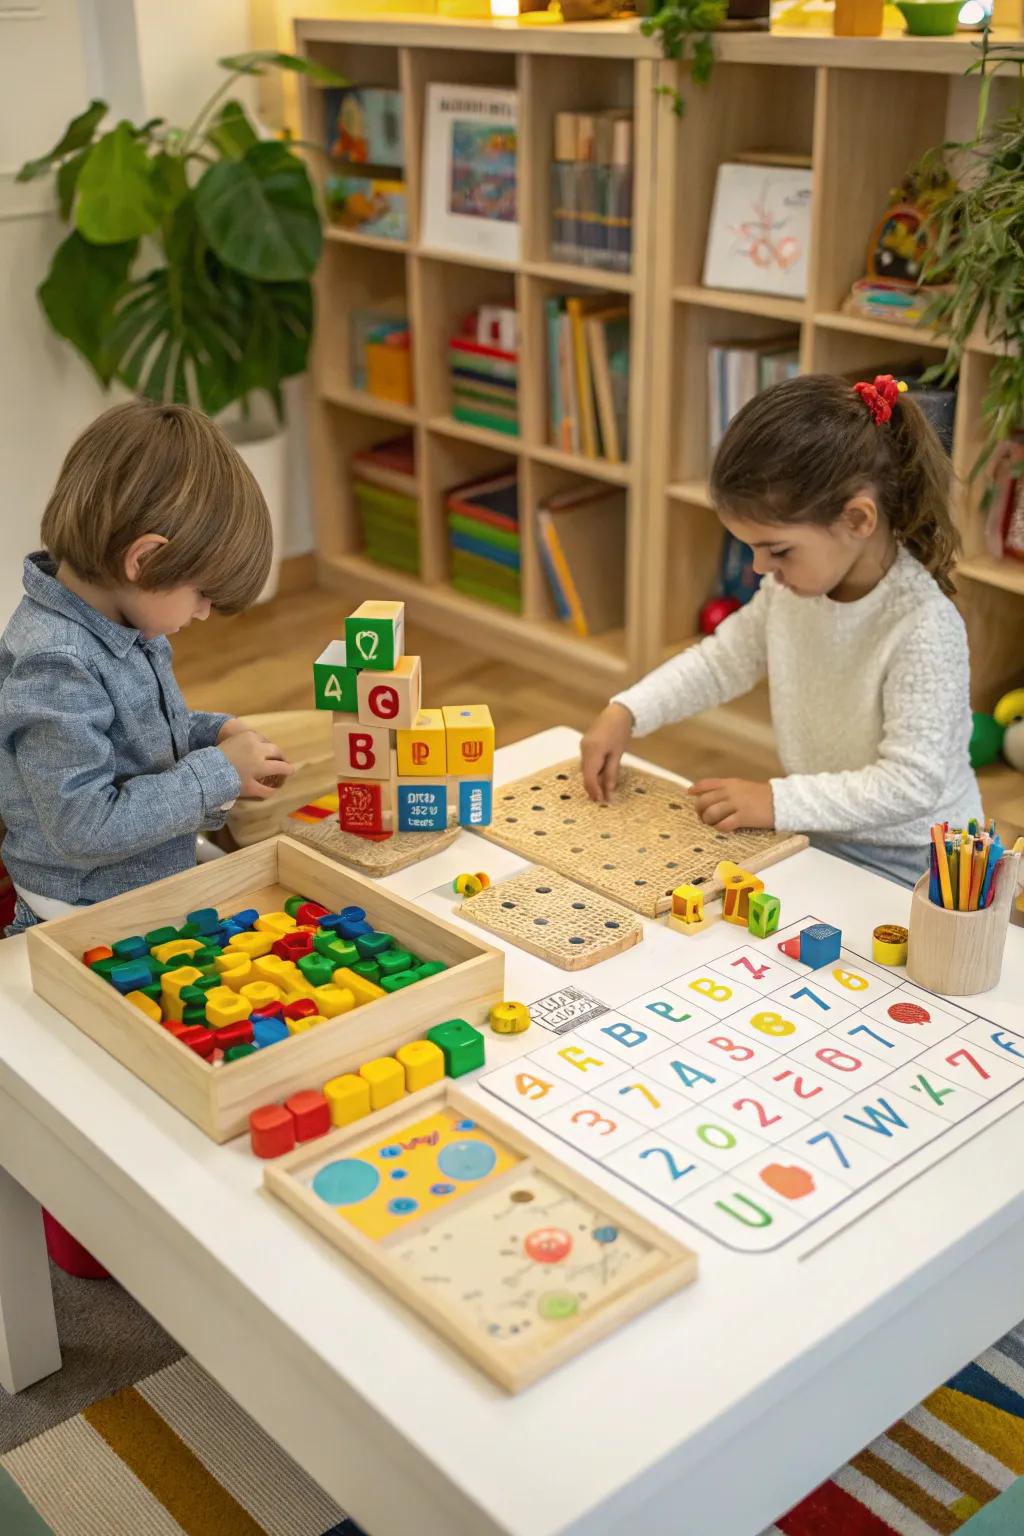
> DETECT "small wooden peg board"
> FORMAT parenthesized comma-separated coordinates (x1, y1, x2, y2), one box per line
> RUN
(286, 810, 459, 876)
(476, 760, 807, 918)
(459, 868, 643, 970)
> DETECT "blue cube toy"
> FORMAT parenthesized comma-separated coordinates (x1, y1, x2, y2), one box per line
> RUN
(398, 782, 447, 832)
(458, 779, 492, 828)
(799, 922, 841, 969)
(112, 935, 148, 961)
(252, 1016, 290, 1049)
(109, 959, 153, 993)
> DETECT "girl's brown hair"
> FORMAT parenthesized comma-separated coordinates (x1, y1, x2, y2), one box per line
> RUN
(41, 400, 272, 613)
(709, 373, 960, 595)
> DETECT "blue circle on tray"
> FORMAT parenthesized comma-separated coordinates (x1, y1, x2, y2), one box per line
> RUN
(456, 1118, 476, 1131)
(388, 1197, 418, 1215)
(437, 1139, 497, 1182)
(431, 1182, 456, 1196)
(390, 1169, 408, 1181)
(379, 1145, 402, 1159)
(593, 1225, 619, 1244)
(313, 1159, 379, 1206)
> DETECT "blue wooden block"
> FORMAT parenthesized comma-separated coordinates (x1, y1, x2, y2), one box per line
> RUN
(112, 935, 148, 960)
(186, 907, 220, 935)
(799, 922, 842, 969)
(458, 778, 492, 828)
(252, 1016, 290, 1048)
(229, 908, 259, 930)
(398, 782, 447, 832)
(110, 959, 153, 993)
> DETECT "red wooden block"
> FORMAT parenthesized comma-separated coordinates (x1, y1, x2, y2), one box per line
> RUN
(250, 1104, 297, 1159)
(162, 1020, 188, 1038)
(778, 937, 802, 960)
(179, 1024, 216, 1058)
(338, 779, 384, 835)
(83, 944, 114, 966)
(297, 901, 329, 927)
(216, 1019, 254, 1051)
(283, 998, 318, 1022)
(285, 1089, 331, 1142)
(273, 930, 314, 962)
(250, 1003, 285, 1022)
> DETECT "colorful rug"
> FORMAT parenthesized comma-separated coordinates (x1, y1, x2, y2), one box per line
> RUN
(2, 1319, 1023, 1534)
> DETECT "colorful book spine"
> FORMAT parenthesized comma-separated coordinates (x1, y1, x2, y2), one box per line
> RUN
(549, 110, 634, 274)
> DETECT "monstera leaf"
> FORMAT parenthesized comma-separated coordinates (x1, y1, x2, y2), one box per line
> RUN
(38, 231, 137, 384)
(194, 140, 321, 282)
(75, 122, 162, 243)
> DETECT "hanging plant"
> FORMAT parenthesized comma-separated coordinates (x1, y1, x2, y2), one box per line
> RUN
(640, 0, 728, 116)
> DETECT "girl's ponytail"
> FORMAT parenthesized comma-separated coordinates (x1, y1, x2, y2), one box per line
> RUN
(886, 388, 960, 596)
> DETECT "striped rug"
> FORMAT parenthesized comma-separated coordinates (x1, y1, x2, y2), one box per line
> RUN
(2, 1333, 1022, 1535)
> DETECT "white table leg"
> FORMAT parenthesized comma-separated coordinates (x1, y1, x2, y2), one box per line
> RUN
(0, 1163, 61, 1392)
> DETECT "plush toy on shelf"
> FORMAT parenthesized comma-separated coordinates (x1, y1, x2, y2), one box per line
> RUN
(970, 689, 1024, 773)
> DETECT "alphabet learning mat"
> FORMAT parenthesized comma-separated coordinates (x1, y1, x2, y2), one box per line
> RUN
(479, 914, 1024, 1253)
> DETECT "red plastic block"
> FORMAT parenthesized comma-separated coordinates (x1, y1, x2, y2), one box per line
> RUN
(250, 1104, 297, 1158)
(283, 998, 318, 1022)
(179, 1024, 216, 1058)
(273, 930, 314, 962)
(249, 1003, 285, 1022)
(778, 937, 802, 960)
(297, 901, 329, 927)
(217, 1019, 254, 1051)
(285, 1089, 331, 1141)
(162, 1020, 188, 1038)
(83, 944, 114, 966)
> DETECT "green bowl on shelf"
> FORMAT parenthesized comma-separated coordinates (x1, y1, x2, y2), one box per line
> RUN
(894, 0, 962, 33)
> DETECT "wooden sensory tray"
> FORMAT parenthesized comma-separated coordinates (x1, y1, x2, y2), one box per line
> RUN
(459, 868, 643, 970)
(264, 1083, 697, 1392)
(286, 805, 460, 876)
(478, 760, 807, 918)
(27, 836, 503, 1145)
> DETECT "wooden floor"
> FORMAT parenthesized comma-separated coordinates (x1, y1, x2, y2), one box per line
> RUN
(172, 558, 1023, 842)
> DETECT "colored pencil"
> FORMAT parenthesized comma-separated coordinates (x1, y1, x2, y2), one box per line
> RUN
(931, 824, 954, 909)
(967, 838, 985, 911)
(979, 836, 1003, 908)
(958, 829, 971, 910)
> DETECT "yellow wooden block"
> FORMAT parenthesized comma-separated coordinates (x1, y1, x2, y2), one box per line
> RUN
(255, 910, 296, 936)
(332, 966, 386, 1006)
(160, 965, 203, 1016)
(359, 1055, 406, 1110)
(324, 1072, 372, 1127)
(671, 884, 705, 924)
(240, 980, 283, 1011)
(228, 931, 274, 959)
(442, 704, 494, 777)
(395, 1039, 445, 1092)
(280, 984, 318, 1007)
(715, 860, 764, 925)
(150, 937, 203, 965)
(215, 952, 252, 990)
(396, 707, 447, 777)
(313, 983, 356, 1018)
(205, 991, 252, 1028)
(253, 953, 299, 987)
(489, 1001, 531, 1035)
(126, 989, 162, 1023)
(287, 1012, 329, 1034)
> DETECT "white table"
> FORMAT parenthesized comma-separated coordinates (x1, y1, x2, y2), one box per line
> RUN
(2, 726, 1023, 1536)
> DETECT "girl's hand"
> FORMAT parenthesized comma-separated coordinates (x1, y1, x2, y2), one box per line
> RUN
(581, 703, 633, 803)
(688, 778, 774, 832)
(218, 730, 294, 799)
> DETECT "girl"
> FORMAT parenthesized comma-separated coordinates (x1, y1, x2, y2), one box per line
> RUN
(581, 373, 980, 888)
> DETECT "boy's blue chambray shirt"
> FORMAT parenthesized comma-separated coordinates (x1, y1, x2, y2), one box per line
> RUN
(0, 553, 241, 906)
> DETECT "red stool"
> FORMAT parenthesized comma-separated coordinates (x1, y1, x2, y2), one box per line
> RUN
(42, 1210, 109, 1279)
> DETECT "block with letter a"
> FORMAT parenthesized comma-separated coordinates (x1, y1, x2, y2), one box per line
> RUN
(357, 654, 422, 730)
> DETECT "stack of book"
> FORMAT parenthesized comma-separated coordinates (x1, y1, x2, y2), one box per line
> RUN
(445, 468, 520, 612)
(551, 111, 633, 274)
(546, 297, 629, 463)
(537, 484, 626, 638)
(448, 307, 519, 437)
(352, 435, 419, 574)
(707, 335, 800, 454)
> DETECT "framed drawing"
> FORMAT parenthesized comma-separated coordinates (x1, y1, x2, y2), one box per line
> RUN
(703, 163, 813, 300)
(421, 84, 520, 262)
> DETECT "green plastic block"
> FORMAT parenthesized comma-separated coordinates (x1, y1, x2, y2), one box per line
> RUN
(350, 958, 381, 984)
(224, 1043, 257, 1061)
(164, 952, 199, 971)
(377, 948, 415, 977)
(313, 640, 359, 711)
(313, 932, 358, 967)
(179, 922, 204, 939)
(182, 1004, 207, 1025)
(748, 892, 781, 939)
(145, 925, 179, 949)
(112, 934, 147, 959)
(426, 1018, 486, 1078)
(355, 931, 394, 959)
(380, 971, 418, 993)
(89, 956, 120, 980)
(191, 945, 222, 967)
(140, 981, 163, 1004)
(284, 895, 310, 919)
(298, 952, 335, 989)
(412, 960, 446, 979)
(345, 607, 402, 671)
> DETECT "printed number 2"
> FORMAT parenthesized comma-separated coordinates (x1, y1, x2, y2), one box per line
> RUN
(639, 1146, 694, 1180)
(732, 1096, 782, 1129)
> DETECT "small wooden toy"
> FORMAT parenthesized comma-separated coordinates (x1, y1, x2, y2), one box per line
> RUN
(284, 1089, 332, 1142)
(799, 922, 842, 969)
(397, 780, 447, 832)
(427, 1018, 485, 1077)
(443, 705, 495, 777)
(489, 1001, 530, 1034)
(748, 891, 781, 939)
(313, 640, 358, 712)
(360, 1055, 406, 1109)
(453, 872, 491, 896)
(458, 778, 493, 828)
(357, 654, 422, 730)
(872, 923, 909, 965)
(324, 1072, 372, 1127)
(395, 1039, 445, 1091)
(332, 718, 393, 780)
(777, 936, 802, 960)
(396, 708, 447, 777)
(668, 883, 705, 934)
(716, 860, 765, 926)
(345, 599, 406, 672)
(338, 778, 397, 837)
(250, 1104, 297, 1158)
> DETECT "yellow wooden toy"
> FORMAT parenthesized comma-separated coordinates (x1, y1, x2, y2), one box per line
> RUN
(442, 704, 494, 777)
(396, 707, 447, 777)
(214, 951, 252, 989)
(151, 937, 203, 965)
(285, 1013, 328, 1034)
(324, 1073, 372, 1126)
(254, 911, 296, 936)
(716, 860, 764, 926)
(228, 931, 274, 959)
(872, 923, 909, 965)
(253, 954, 300, 988)
(161, 965, 203, 1016)
(489, 1001, 531, 1034)
(205, 990, 252, 1029)
(668, 884, 706, 934)
(396, 1039, 445, 1091)
(313, 983, 356, 1018)
(126, 989, 162, 1022)
(239, 980, 283, 1012)
(360, 1056, 406, 1109)
(332, 965, 386, 1006)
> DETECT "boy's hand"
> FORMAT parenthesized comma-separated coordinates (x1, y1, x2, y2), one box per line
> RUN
(218, 730, 294, 799)
(688, 778, 774, 832)
(216, 718, 251, 744)
(581, 703, 634, 803)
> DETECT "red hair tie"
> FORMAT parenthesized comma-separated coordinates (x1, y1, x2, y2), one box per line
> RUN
(854, 374, 908, 425)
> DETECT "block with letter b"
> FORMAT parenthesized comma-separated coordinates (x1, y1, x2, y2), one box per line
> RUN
(332, 717, 392, 780)
(396, 707, 446, 777)
(313, 640, 358, 712)
(357, 654, 422, 730)
(345, 599, 405, 672)
(443, 704, 494, 777)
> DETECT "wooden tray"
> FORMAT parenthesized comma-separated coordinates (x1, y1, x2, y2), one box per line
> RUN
(264, 1083, 697, 1392)
(459, 868, 643, 969)
(286, 801, 460, 875)
(27, 837, 503, 1144)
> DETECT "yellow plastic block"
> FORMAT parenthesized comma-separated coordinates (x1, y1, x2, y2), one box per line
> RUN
(280, 984, 318, 1007)
(161, 965, 203, 1016)
(359, 1056, 406, 1110)
(671, 884, 704, 923)
(150, 937, 203, 965)
(286, 1012, 329, 1034)
(240, 980, 283, 1011)
(715, 860, 764, 926)
(396, 707, 447, 777)
(396, 1039, 445, 1092)
(205, 991, 252, 1028)
(313, 983, 356, 1018)
(254, 910, 296, 936)
(324, 1072, 372, 1127)
(253, 954, 299, 987)
(228, 931, 274, 959)
(489, 1001, 531, 1035)
(442, 704, 494, 777)
(332, 966, 386, 1006)
(215, 952, 252, 990)
(126, 989, 162, 1023)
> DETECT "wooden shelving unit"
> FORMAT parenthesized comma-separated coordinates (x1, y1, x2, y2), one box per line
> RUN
(296, 15, 1022, 713)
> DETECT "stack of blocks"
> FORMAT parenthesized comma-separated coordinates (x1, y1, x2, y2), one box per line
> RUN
(313, 599, 494, 839)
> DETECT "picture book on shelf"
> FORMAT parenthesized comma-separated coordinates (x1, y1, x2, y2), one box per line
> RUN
(324, 86, 404, 170)
(537, 484, 626, 638)
(703, 163, 812, 300)
(422, 85, 519, 261)
(445, 467, 521, 612)
(326, 175, 408, 240)
(546, 297, 629, 463)
(551, 110, 633, 274)
(352, 434, 418, 575)
(707, 334, 799, 453)
(449, 307, 519, 437)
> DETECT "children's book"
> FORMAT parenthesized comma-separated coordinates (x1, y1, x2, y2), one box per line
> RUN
(585, 306, 630, 465)
(324, 86, 404, 169)
(422, 85, 519, 261)
(536, 487, 626, 637)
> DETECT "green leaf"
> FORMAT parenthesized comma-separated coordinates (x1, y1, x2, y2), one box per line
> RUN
(206, 100, 259, 160)
(193, 140, 321, 281)
(108, 261, 242, 414)
(75, 122, 161, 243)
(150, 151, 190, 220)
(16, 99, 107, 182)
(56, 147, 90, 222)
(38, 230, 136, 384)
(219, 49, 347, 86)
(235, 276, 313, 406)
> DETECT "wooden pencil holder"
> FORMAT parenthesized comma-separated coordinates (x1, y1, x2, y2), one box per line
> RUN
(906, 855, 1020, 996)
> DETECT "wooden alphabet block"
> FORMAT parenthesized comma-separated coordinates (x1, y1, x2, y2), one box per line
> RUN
(345, 600, 405, 672)
(357, 655, 422, 730)
(442, 704, 494, 777)
(333, 716, 393, 780)
(397, 779, 448, 832)
(338, 776, 398, 836)
(313, 640, 359, 712)
(396, 707, 447, 777)
(670, 884, 704, 926)
(748, 892, 780, 938)
(457, 778, 492, 828)
(799, 922, 841, 969)
(715, 860, 764, 926)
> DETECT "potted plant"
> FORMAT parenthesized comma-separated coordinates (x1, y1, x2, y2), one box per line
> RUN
(17, 49, 344, 600)
(639, 0, 728, 115)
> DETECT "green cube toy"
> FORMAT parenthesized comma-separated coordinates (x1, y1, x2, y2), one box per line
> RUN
(355, 931, 394, 959)
(748, 891, 781, 939)
(380, 971, 418, 993)
(313, 640, 358, 712)
(298, 952, 335, 989)
(345, 600, 404, 672)
(426, 1018, 485, 1078)
(350, 958, 381, 984)
(377, 948, 415, 977)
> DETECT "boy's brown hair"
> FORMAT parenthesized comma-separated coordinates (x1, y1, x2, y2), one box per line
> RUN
(710, 373, 960, 595)
(41, 400, 272, 613)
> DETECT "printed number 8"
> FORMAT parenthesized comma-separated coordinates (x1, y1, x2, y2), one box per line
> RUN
(751, 1010, 796, 1037)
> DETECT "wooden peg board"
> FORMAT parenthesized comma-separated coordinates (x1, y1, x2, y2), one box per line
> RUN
(477, 760, 807, 918)
(286, 809, 459, 876)
(459, 868, 643, 970)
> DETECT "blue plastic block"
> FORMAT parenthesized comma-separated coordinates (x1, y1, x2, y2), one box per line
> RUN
(458, 778, 492, 828)
(398, 782, 447, 832)
(110, 959, 153, 993)
(186, 907, 220, 935)
(252, 1016, 290, 1048)
(112, 934, 148, 961)
(340, 906, 366, 924)
(229, 908, 259, 930)
(799, 922, 842, 969)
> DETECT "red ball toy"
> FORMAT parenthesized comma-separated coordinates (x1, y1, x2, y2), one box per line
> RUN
(699, 596, 741, 635)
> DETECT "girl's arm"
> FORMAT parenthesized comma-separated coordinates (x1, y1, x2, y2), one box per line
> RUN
(771, 603, 968, 834)
(611, 586, 769, 736)
(7, 651, 242, 866)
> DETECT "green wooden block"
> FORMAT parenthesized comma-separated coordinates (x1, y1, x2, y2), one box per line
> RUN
(345, 605, 403, 671)
(284, 895, 310, 919)
(412, 960, 446, 979)
(182, 1004, 207, 1025)
(313, 932, 358, 967)
(355, 931, 394, 959)
(426, 1018, 485, 1078)
(313, 639, 359, 711)
(164, 952, 199, 971)
(380, 971, 418, 992)
(377, 948, 414, 977)
(350, 958, 381, 984)
(224, 1044, 257, 1061)
(140, 981, 163, 1004)
(298, 952, 335, 989)
(179, 922, 204, 939)
(192, 945, 222, 967)
(145, 925, 179, 949)
(748, 892, 781, 939)
(89, 956, 120, 980)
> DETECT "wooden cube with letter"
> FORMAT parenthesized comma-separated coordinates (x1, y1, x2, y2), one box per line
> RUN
(358, 655, 423, 731)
